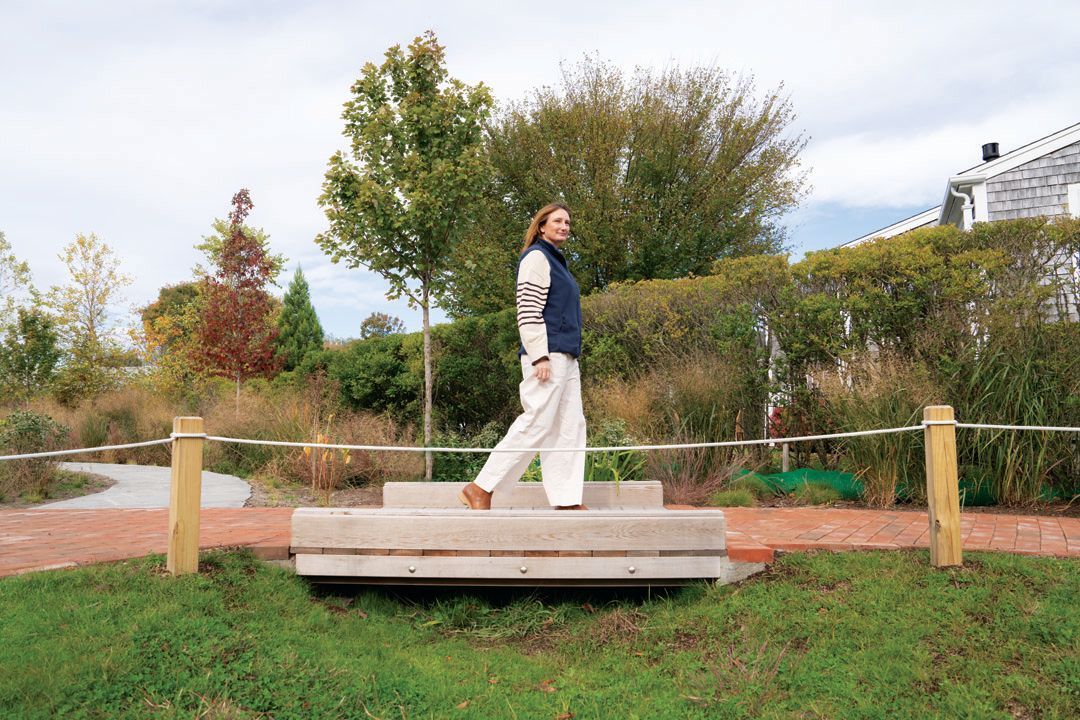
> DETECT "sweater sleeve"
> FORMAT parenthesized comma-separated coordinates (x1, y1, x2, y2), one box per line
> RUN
(516, 250, 550, 362)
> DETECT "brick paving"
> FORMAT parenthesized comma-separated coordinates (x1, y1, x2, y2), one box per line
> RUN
(1, 507, 1077, 576)
(0, 508, 292, 576)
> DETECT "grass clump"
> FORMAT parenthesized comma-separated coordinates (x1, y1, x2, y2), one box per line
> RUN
(791, 481, 843, 505)
(730, 473, 776, 498)
(709, 488, 756, 507)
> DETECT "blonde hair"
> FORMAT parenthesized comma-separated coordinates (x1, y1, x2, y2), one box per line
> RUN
(521, 203, 571, 253)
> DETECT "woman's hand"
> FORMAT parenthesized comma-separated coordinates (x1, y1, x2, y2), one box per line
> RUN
(534, 359, 552, 383)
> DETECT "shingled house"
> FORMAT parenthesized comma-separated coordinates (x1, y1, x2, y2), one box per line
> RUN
(844, 121, 1080, 320)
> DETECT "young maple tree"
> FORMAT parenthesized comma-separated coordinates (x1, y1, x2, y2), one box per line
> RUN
(318, 31, 492, 478)
(199, 189, 281, 407)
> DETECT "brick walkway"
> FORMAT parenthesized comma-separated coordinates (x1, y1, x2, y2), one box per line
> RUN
(1, 507, 1077, 576)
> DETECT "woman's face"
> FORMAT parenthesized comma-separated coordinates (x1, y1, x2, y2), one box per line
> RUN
(539, 209, 571, 247)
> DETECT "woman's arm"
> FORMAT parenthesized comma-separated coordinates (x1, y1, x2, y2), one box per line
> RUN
(516, 250, 550, 367)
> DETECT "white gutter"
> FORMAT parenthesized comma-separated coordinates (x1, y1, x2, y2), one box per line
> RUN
(939, 173, 986, 230)
(949, 186, 974, 230)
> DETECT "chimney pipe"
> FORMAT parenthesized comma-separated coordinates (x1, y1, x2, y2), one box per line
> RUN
(982, 142, 1000, 162)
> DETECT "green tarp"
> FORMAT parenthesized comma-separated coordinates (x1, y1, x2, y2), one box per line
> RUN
(738, 468, 1004, 506)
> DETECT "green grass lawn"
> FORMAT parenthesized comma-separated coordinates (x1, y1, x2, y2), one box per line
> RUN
(1, 550, 1076, 719)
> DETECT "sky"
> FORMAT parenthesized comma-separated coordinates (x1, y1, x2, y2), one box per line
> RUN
(2, 0, 1078, 340)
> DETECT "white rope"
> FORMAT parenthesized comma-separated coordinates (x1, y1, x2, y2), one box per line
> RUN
(957, 422, 1080, 433)
(0, 419, 1074, 462)
(0, 438, 173, 462)
(205, 425, 924, 455)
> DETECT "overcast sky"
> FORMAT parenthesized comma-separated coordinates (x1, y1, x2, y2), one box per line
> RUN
(2, 0, 1078, 339)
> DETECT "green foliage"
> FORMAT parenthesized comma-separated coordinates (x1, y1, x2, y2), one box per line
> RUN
(946, 325, 1080, 504)
(50, 346, 119, 408)
(444, 58, 806, 316)
(730, 473, 776, 498)
(196, 218, 285, 283)
(318, 31, 495, 474)
(791, 481, 843, 505)
(0, 308, 61, 403)
(139, 281, 200, 332)
(137, 281, 208, 398)
(317, 31, 493, 307)
(2, 550, 1076, 718)
(816, 358, 939, 506)
(708, 488, 756, 507)
(431, 309, 520, 433)
(431, 421, 505, 481)
(0, 410, 69, 501)
(0, 230, 33, 325)
(359, 311, 406, 339)
(325, 333, 422, 419)
(45, 233, 132, 406)
(276, 267, 324, 371)
(584, 418, 646, 484)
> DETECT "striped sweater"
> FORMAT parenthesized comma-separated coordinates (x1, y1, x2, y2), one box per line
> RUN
(515, 239, 582, 362)
(516, 249, 551, 362)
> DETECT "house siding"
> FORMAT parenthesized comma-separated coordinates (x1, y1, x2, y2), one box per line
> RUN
(986, 141, 1080, 220)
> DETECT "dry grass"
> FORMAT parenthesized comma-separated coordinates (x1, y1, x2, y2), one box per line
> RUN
(203, 382, 423, 490)
(586, 355, 765, 503)
(10, 379, 422, 493)
(27, 386, 177, 465)
(814, 356, 940, 507)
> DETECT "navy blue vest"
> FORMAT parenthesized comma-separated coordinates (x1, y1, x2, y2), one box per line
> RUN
(518, 240, 582, 358)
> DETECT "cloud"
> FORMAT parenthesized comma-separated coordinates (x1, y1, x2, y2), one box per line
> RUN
(1, 0, 1078, 339)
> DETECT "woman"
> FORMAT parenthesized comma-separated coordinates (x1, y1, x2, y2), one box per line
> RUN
(458, 203, 587, 510)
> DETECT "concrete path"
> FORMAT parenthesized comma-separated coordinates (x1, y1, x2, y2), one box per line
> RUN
(40, 462, 251, 509)
(1, 506, 1076, 577)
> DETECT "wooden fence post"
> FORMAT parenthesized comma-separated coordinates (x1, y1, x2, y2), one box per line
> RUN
(923, 405, 962, 567)
(167, 416, 205, 576)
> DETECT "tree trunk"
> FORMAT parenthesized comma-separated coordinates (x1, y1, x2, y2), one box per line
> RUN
(235, 372, 241, 418)
(422, 291, 433, 480)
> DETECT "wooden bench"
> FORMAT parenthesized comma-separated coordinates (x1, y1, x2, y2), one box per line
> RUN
(289, 481, 750, 586)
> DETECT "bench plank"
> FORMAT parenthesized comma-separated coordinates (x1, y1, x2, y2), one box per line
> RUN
(381, 481, 664, 508)
(295, 553, 727, 580)
(292, 509, 725, 552)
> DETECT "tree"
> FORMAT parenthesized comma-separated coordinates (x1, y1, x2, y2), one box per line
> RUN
(198, 190, 282, 407)
(277, 267, 325, 370)
(0, 308, 61, 404)
(317, 30, 493, 478)
(360, 312, 405, 339)
(46, 233, 132, 405)
(197, 219, 286, 280)
(443, 57, 808, 316)
(0, 231, 33, 324)
(137, 281, 206, 396)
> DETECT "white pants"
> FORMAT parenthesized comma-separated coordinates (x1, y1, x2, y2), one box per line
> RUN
(473, 353, 586, 506)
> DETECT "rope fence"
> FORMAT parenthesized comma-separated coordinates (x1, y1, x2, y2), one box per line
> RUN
(4, 408, 1076, 575)
(0, 419, 1075, 462)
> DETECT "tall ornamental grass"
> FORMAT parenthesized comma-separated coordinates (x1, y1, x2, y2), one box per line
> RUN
(947, 326, 1080, 505)
(815, 357, 939, 507)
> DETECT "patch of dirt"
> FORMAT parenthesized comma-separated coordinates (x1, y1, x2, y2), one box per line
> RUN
(588, 607, 647, 645)
(0, 470, 115, 508)
(244, 480, 382, 508)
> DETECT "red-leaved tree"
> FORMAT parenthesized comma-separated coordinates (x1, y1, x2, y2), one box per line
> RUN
(199, 189, 280, 408)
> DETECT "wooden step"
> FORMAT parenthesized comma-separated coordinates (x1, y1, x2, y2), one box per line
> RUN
(381, 480, 664, 509)
(291, 506, 733, 585)
(291, 507, 725, 553)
